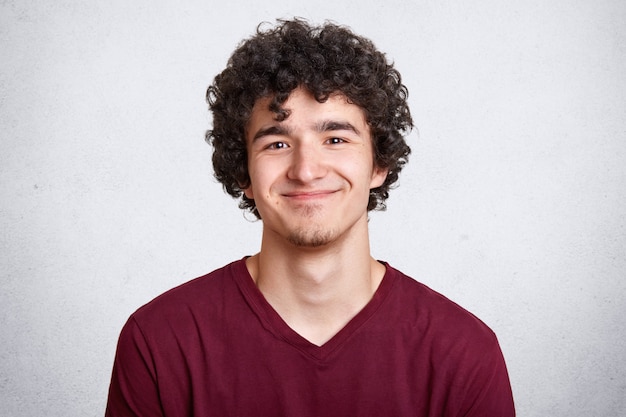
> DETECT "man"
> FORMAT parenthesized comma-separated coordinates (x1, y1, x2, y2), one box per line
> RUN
(106, 19, 515, 416)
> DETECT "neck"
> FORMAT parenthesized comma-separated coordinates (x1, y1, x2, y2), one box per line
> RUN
(246, 216, 385, 346)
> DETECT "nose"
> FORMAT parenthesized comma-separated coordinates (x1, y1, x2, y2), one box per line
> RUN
(287, 142, 327, 183)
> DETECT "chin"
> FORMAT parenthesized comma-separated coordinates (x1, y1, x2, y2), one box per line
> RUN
(287, 228, 337, 248)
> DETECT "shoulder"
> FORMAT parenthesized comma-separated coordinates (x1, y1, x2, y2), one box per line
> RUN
(129, 259, 248, 329)
(384, 264, 499, 349)
(383, 265, 513, 411)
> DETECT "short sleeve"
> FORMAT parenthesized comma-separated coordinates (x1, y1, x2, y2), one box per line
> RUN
(464, 338, 516, 416)
(105, 316, 164, 417)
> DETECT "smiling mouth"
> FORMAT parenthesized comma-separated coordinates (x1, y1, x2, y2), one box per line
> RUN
(282, 190, 337, 200)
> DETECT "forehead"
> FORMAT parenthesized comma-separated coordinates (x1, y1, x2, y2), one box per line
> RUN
(246, 88, 368, 137)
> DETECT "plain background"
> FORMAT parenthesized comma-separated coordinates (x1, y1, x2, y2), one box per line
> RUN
(1, 0, 625, 415)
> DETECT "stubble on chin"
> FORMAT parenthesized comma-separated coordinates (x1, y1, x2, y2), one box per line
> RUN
(287, 227, 336, 248)
(284, 203, 337, 247)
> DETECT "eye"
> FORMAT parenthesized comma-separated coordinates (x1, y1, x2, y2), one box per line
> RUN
(326, 137, 346, 145)
(266, 141, 289, 150)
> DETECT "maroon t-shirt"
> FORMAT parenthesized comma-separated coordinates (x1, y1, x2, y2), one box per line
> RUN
(106, 259, 515, 416)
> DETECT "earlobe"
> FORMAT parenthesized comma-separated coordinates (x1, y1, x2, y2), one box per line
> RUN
(243, 187, 254, 199)
(370, 167, 388, 189)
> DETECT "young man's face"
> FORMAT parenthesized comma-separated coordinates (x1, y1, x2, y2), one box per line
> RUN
(244, 87, 387, 248)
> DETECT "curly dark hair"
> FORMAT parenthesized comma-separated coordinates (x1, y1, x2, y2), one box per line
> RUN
(206, 18, 413, 218)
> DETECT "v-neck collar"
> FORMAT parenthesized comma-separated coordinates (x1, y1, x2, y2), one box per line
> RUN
(230, 258, 397, 361)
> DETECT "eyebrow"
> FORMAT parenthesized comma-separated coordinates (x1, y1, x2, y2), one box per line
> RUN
(251, 119, 361, 142)
(315, 120, 361, 135)
(251, 125, 291, 141)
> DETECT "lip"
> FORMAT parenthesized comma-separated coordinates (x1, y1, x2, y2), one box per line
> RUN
(282, 190, 338, 200)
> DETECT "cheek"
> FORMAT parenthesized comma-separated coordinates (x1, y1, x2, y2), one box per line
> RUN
(244, 160, 261, 198)
(244, 165, 272, 200)
(342, 151, 386, 189)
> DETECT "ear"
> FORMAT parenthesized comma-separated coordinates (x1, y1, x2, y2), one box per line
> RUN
(243, 186, 254, 199)
(369, 166, 388, 189)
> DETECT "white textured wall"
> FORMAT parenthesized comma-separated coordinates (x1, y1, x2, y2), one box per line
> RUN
(1, 0, 625, 416)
